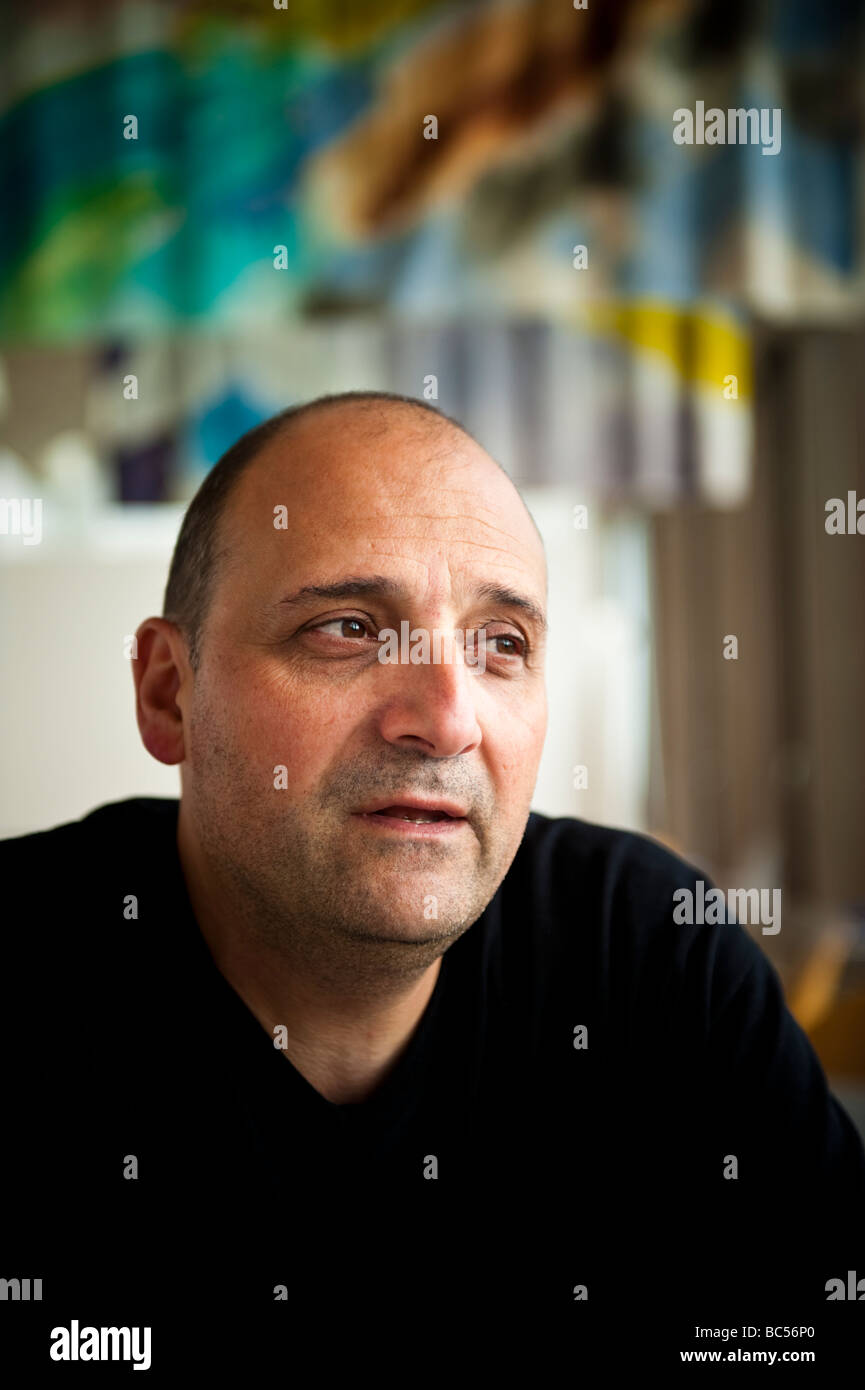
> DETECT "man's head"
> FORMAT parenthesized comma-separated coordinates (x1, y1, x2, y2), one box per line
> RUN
(134, 391, 548, 980)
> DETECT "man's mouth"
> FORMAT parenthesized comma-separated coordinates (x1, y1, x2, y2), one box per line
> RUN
(351, 799, 470, 835)
(354, 794, 468, 819)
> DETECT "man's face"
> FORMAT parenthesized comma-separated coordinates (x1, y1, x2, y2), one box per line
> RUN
(176, 406, 548, 969)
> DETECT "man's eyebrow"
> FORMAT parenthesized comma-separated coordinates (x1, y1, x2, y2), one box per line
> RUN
(267, 575, 547, 633)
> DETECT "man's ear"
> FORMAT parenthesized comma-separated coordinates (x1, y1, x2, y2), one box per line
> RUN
(131, 618, 190, 766)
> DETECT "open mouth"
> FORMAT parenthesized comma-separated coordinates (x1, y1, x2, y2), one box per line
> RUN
(364, 805, 458, 824)
(352, 804, 469, 835)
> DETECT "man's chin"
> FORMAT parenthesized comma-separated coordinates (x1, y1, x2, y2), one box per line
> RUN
(341, 917, 464, 949)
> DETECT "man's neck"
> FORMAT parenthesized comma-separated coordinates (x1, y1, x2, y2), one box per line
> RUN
(212, 939, 442, 1105)
(176, 817, 444, 1105)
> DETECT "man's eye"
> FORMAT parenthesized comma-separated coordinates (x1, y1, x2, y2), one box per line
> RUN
(480, 631, 528, 659)
(311, 617, 375, 640)
(306, 620, 527, 659)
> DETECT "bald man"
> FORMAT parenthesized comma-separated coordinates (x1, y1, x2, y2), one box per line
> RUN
(145, 390, 549, 1110)
(2, 391, 863, 1366)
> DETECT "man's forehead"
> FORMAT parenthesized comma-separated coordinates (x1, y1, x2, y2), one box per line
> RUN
(214, 405, 547, 605)
(242, 407, 488, 495)
(236, 412, 539, 537)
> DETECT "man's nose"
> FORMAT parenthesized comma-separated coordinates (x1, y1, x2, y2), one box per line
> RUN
(375, 635, 483, 757)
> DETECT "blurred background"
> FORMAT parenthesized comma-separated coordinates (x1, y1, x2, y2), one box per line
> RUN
(1, 0, 863, 1128)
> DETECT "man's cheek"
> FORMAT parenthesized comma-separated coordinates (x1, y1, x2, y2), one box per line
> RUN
(490, 745, 531, 790)
(253, 720, 331, 790)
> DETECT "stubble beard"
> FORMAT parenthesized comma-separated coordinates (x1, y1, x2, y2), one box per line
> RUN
(183, 696, 506, 992)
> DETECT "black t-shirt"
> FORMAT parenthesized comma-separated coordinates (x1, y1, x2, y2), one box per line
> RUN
(2, 797, 863, 1366)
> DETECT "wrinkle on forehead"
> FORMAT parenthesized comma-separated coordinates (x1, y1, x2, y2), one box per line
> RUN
(222, 408, 547, 594)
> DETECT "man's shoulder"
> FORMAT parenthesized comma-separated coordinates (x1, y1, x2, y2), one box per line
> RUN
(518, 808, 706, 901)
(513, 810, 766, 1001)
(0, 797, 179, 857)
(0, 799, 181, 979)
(0, 799, 180, 896)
